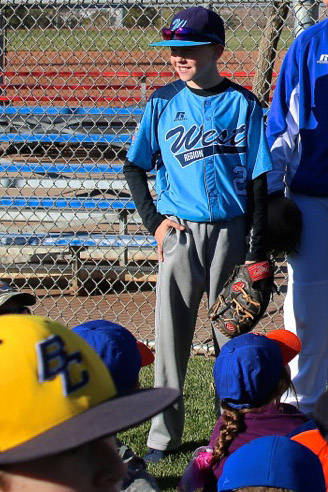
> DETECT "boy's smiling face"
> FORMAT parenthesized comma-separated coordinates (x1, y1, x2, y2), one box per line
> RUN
(170, 44, 224, 89)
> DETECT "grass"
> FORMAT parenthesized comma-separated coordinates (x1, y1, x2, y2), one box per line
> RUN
(118, 356, 217, 492)
(5, 28, 294, 52)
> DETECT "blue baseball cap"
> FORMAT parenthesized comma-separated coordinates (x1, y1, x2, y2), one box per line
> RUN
(213, 333, 284, 409)
(150, 7, 225, 47)
(72, 320, 145, 394)
(218, 436, 326, 491)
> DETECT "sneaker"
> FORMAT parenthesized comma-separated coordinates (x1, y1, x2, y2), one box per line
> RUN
(143, 448, 166, 464)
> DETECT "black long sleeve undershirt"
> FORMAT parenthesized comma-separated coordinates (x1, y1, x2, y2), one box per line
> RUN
(123, 160, 165, 236)
(245, 173, 268, 262)
(123, 160, 268, 261)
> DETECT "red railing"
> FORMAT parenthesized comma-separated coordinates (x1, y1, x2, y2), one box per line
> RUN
(0, 70, 277, 104)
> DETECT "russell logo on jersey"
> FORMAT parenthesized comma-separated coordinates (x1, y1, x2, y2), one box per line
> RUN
(174, 111, 187, 121)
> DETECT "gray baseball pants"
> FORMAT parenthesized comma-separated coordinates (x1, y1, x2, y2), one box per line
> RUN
(147, 216, 246, 451)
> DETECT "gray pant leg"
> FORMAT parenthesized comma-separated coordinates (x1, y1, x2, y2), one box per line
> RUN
(147, 217, 246, 451)
(147, 223, 204, 451)
(207, 216, 247, 350)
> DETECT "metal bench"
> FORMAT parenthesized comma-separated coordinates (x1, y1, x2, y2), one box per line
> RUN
(0, 104, 268, 150)
(0, 157, 157, 290)
(0, 106, 143, 149)
(0, 231, 158, 288)
(0, 232, 156, 248)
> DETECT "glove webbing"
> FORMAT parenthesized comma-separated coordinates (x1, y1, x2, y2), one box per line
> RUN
(223, 288, 260, 323)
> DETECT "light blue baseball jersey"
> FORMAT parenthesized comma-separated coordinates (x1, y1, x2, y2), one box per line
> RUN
(127, 79, 272, 222)
(266, 19, 328, 196)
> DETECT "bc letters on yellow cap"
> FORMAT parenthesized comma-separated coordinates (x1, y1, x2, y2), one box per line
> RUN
(0, 315, 179, 465)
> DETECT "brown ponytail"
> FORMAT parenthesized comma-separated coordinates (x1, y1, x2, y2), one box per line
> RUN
(211, 403, 246, 465)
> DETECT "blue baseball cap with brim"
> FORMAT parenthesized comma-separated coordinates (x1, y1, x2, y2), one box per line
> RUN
(218, 436, 326, 492)
(150, 6, 225, 47)
(73, 319, 144, 394)
(213, 333, 284, 409)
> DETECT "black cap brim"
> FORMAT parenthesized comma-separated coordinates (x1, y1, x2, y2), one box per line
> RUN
(1, 292, 36, 307)
(0, 387, 179, 465)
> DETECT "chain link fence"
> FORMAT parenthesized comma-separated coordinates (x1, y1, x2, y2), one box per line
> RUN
(0, 1, 326, 352)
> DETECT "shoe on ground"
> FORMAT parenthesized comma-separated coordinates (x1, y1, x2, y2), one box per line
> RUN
(143, 448, 167, 464)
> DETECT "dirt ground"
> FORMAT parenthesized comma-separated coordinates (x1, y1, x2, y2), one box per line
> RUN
(15, 268, 286, 353)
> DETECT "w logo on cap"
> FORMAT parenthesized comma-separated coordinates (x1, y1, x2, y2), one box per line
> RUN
(171, 19, 187, 30)
(37, 335, 89, 396)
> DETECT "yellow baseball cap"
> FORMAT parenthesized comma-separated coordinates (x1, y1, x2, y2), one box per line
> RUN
(0, 315, 179, 465)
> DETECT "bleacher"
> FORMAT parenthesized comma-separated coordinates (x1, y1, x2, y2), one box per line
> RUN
(0, 68, 157, 290)
(0, 106, 143, 149)
(0, 156, 157, 291)
(0, 69, 274, 292)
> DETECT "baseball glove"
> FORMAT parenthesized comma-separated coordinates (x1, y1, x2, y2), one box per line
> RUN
(267, 195, 302, 258)
(208, 260, 274, 338)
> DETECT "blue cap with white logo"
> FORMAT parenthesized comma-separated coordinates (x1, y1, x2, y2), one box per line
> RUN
(150, 7, 225, 47)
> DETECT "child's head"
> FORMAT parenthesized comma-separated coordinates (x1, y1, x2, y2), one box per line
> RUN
(0, 315, 178, 492)
(72, 319, 154, 394)
(214, 332, 298, 410)
(150, 7, 225, 88)
(218, 436, 325, 492)
(211, 331, 300, 465)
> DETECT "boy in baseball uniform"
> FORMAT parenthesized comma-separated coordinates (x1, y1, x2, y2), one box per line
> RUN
(124, 6, 273, 461)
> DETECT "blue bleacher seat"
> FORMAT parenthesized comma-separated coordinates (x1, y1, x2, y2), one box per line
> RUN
(0, 196, 136, 209)
(0, 106, 143, 147)
(0, 106, 154, 287)
(0, 161, 124, 174)
(0, 232, 156, 249)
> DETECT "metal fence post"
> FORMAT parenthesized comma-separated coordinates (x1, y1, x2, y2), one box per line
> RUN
(293, 0, 319, 36)
(0, 11, 4, 100)
(140, 74, 147, 106)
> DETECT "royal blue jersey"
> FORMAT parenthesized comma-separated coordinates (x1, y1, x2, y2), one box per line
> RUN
(266, 19, 328, 196)
(127, 79, 272, 222)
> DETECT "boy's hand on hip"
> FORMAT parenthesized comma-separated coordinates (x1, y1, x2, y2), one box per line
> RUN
(155, 219, 185, 262)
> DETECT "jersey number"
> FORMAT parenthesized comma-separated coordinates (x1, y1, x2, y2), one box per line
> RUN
(233, 166, 247, 196)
